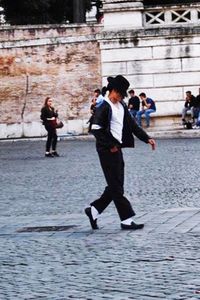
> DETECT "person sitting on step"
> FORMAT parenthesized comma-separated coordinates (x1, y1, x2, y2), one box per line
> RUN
(136, 93, 156, 128)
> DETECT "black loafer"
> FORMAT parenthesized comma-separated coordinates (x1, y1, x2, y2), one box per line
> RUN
(52, 151, 59, 157)
(121, 221, 144, 230)
(85, 207, 99, 230)
(45, 153, 54, 157)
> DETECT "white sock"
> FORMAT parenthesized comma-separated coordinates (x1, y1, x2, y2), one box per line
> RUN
(121, 217, 133, 225)
(91, 206, 99, 220)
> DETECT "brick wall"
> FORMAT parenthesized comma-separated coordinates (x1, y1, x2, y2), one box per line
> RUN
(0, 24, 102, 138)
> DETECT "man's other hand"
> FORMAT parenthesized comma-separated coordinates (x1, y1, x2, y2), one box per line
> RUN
(148, 139, 156, 150)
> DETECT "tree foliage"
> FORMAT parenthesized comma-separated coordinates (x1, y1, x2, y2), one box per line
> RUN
(0, 0, 92, 25)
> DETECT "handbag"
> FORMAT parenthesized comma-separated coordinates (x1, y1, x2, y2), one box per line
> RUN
(56, 119, 64, 129)
(48, 117, 64, 129)
(185, 121, 192, 129)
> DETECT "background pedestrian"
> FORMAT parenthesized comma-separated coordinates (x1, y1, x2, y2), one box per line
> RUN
(137, 93, 156, 128)
(40, 97, 59, 157)
(182, 91, 196, 124)
(128, 89, 140, 118)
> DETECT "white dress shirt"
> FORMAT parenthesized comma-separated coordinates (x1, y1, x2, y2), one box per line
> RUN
(105, 97, 124, 144)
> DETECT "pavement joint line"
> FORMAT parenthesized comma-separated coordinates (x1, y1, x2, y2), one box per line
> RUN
(142, 210, 176, 234)
(153, 212, 184, 234)
(173, 210, 200, 232)
(157, 210, 190, 233)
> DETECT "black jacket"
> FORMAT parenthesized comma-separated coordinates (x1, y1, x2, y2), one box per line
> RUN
(128, 96, 140, 111)
(184, 95, 196, 108)
(40, 106, 58, 126)
(91, 99, 150, 152)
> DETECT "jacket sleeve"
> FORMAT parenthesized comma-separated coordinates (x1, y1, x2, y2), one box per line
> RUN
(53, 108, 58, 118)
(124, 106, 150, 143)
(41, 107, 58, 121)
(40, 107, 47, 122)
(91, 102, 120, 149)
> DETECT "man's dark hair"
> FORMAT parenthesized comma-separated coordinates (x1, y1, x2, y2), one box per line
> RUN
(129, 89, 135, 94)
(94, 89, 101, 94)
(101, 86, 107, 97)
(186, 91, 191, 95)
(139, 92, 146, 98)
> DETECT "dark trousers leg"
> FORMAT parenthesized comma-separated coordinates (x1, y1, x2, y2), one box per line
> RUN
(90, 149, 135, 221)
(45, 126, 57, 152)
(91, 186, 112, 212)
(52, 131, 57, 151)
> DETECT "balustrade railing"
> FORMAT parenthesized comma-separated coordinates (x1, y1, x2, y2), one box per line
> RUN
(0, 7, 5, 25)
(144, 5, 200, 26)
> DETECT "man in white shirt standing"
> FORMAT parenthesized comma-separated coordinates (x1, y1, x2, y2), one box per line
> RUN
(85, 75, 156, 230)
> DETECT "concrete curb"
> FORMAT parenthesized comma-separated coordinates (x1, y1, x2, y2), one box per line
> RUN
(0, 128, 200, 142)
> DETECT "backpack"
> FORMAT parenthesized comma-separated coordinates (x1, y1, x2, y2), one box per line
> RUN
(186, 121, 192, 129)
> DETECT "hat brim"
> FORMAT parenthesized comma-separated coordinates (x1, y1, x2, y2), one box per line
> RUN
(107, 76, 128, 98)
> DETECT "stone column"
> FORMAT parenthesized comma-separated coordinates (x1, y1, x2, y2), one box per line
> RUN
(73, 0, 86, 23)
(102, 0, 144, 29)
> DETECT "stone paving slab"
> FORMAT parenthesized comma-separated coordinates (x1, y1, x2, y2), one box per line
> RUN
(0, 209, 200, 300)
(0, 208, 199, 237)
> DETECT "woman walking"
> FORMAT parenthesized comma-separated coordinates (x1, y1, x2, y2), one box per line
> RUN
(40, 97, 59, 157)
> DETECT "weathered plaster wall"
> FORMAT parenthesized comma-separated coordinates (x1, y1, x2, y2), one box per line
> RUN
(99, 26, 200, 127)
(100, 0, 200, 128)
(0, 24, 102, 138)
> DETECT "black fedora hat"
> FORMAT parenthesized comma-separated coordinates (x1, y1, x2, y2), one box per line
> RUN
(107, 75, 130, 97)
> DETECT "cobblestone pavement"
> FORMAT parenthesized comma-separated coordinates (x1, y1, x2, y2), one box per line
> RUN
(0, 138, 200, 300)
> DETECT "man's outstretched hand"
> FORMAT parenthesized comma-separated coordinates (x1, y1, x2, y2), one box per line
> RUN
(148, 139, 156, 150)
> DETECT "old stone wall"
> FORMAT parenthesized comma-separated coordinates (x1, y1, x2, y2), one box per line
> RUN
(99, 26, 200, 124)
(0, 24, 102, 138)
(101, 0, 200, 129)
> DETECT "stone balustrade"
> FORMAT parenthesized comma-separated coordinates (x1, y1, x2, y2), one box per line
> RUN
(144, 4, 200, 27)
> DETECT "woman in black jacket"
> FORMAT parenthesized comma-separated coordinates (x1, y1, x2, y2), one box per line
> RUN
(40, 97, 59, 157)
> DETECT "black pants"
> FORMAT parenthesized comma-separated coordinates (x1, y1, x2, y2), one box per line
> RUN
(45, 125, 57, 152)
(90, 149, 135, 221)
